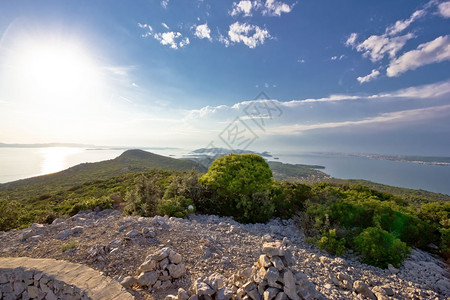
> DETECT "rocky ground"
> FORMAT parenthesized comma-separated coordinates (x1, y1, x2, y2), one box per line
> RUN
(0, 209, 449, 300)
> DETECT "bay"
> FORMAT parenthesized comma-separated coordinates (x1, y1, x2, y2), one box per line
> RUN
(0, 148, 449, 196)
(274, 153, 450, 195)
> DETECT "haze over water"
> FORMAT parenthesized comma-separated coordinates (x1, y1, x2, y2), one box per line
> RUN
(1, 147, 449, 196)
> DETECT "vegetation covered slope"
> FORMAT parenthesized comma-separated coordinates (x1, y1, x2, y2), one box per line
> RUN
(328, 178, 450, 205)
(1, 151, 448, 268)
(268, 161, 328, 182)
(0, 149, 205, 198)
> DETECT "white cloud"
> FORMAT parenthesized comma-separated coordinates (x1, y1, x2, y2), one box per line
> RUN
(297, 59, 305, 63)
(287, 80, 450, 104)
(187, 81, 450, 118)
(356, 33, 415, 62)
(331, 55, 345, 61)
(218, 34, 230, 47)
(138, 23, 153, 37)
(382, 80, 450, 98)
(357, 69, 380, 84)
(180, 37, 190, 48)
(386, 9, 426, 36)
(230, 0, 257, 17)
(262, 0, 294, 16)
(387, 35, 450, 77)
(228, 22, 271, 48)
(161, 0, 169, 9)
(345, 33, 358, 47)
(161, 23, 170, 30)
(438, 1, 450, 18)
(268, 105, 450, 134)
(154, 32, 189, 49)
(194, 24, 211, 40)
(230, 0, 293, 17)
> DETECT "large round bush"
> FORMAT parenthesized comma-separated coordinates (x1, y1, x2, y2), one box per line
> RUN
(199, 153, 273, 223)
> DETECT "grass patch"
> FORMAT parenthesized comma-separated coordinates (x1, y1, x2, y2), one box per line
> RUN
(61, 240, 78, 252)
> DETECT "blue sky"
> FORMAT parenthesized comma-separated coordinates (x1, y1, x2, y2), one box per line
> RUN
(0, 0, 449, 155)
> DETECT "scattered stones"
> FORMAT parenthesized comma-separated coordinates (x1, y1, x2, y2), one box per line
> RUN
(134, 247, 186, 290)
(166, 274, 232, 300)
(1, 210, 449, 300)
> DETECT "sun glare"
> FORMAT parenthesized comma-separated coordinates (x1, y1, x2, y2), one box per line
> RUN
(39, 147, 83, 175)
(10, 38, 105, 111)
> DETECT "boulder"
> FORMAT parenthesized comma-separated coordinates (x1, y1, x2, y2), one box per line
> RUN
(169, 249, 183, 264)
(263, 287, 280, 300)
(178, 288, 190, 300)
(152, 247, 171, 261)
(70, 226, 83, 235)
(168, 263, 186, 279)
(262, 242, 285, 257)
(353, 281, 376, 300)
(265, 267, 280, 288)
(137, 271, 159, 287)
(120, 276, 137, 289)
(142, 227, 156, 238)
(283, 270, 299, 300)
(216, 287, 233, 300)
(195, 281, 215, 296)
(56, 230, 70, 240)
(125, 230, 141, 238)
(139, 258, 157, 273)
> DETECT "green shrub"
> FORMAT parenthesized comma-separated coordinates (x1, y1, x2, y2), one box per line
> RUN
(329, 200, 373, 228)
(68, 196, 113, 216)
(354, 227, 410, 268)
(124, 175, 164, 216)
(0, 198, 21, 231)
(199, 154, 272, 198)
(317, 229, 347, 256)
(439, 227, 450, 260)
(199, 154, 273, 223)
(271, 181, 311, 219)
(236, 192, 274, 223)
(157, 196, 195, 218)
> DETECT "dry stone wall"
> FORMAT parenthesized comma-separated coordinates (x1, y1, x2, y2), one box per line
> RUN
(0, 257, 134, 300)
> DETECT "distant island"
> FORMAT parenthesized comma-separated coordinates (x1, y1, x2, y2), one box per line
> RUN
(317, 152, 450, 166)
(0, 142, 96, 148)
(191, 147, 272, 157)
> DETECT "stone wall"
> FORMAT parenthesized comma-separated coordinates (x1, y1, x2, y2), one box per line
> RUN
(0, 257, 134, 300)
(0, 267, 88, 300)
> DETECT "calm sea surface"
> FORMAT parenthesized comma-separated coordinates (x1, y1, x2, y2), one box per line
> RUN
(0, 148, 449, 195)
(273, 153, 450, 196)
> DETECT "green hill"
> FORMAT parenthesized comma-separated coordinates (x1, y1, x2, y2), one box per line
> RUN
(0, 149, 207, 231)
(0, 149, 205, 192)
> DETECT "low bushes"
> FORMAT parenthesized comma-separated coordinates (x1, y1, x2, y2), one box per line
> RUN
(354, 227, 410, 268)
